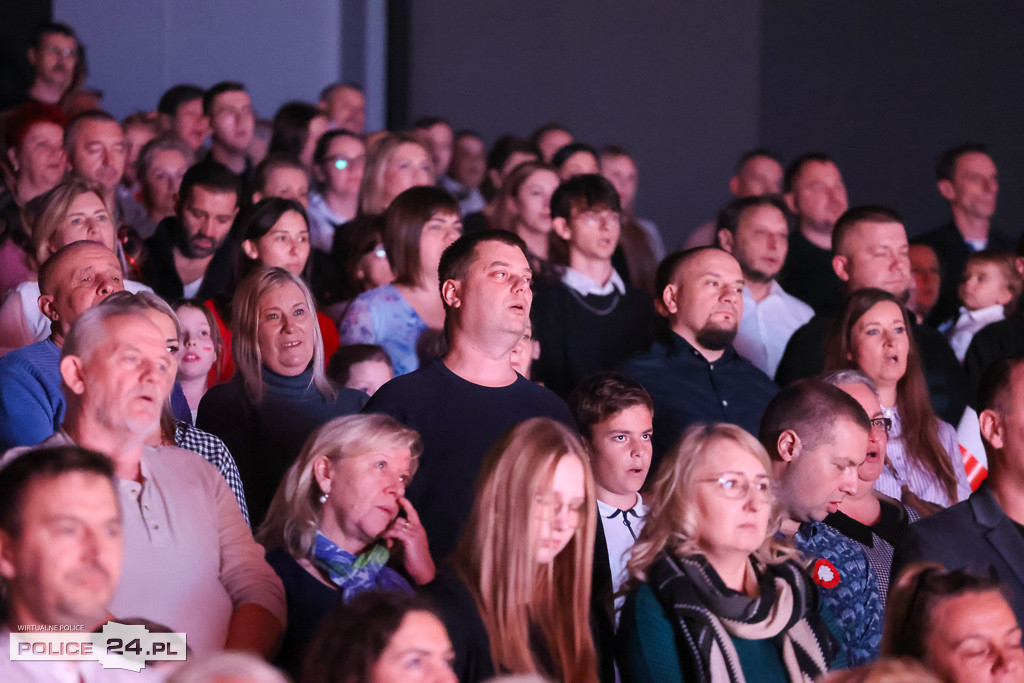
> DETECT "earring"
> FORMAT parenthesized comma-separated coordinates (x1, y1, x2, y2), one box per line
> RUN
(319, 492, 329, 504)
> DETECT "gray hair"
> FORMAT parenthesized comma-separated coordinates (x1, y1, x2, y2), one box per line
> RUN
(136, 134, 195, 183)
(820, 369, 879, 398)
(167, 652, 288, 683)
(63, 292, 180, 365)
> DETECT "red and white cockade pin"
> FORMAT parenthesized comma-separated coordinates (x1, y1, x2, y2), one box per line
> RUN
(812, 558, 841, 588)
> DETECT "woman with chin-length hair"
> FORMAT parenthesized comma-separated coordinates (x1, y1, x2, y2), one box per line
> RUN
(618, 422, 840, 683)
(421, 417, 601, 683)
(196, 267, 367, 527)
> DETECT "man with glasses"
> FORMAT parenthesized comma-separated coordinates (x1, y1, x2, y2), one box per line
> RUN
(759, 378, 882, 666)
(21, 23, 78, 109)
(894, 356, 1024, 627)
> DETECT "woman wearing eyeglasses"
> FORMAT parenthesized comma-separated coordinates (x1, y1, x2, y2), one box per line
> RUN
(308, 130, 366, 253)
(421, 417, 601, 683)
(824, 288, 970, 511)
(618, 422, 839, 683)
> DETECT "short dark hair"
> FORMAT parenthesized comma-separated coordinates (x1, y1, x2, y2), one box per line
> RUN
(653, 247, 721, 302)
(0, 445, 115, 538)
(831, 205, 904, 256)
(268, 101, 322, 160)
(569, 372, 653, 440)
(327, 344, 394, 386)
(715, 194, 791, 235)
(252, 153, 307, 198)
(550, 173, 621, 223)
(302, 591, 444, 683)
(529, 122, 572, 150)
(976, 355, 1024, 416)
(735, 148, 782, 175)
(411, 115, 451, 131)
(883, 563, 1008, 661)
(759, 378, 870, 458)
(454, 129, 483, 145)
(783, 151, 834, 193)
(202, 81, 247, 117)
(313, 129, 362, 167)
(157, 84, 204, 117)
(63, 109, 117, 152)
(30, 22, 76, 51)
(236, 196, 308, 280)
(319, 81, 363, 103)
(384, 185, 460, 286)
(486, 134, 536, 173)
(598, 143, 631, 160)
(935, 142, 989, 182)
(437, 230, 527, 302)
(551, 142, 599, 172)
(177, 160, 241, 208)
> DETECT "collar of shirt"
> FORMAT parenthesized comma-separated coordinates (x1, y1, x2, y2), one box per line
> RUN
(561, 267, 625, 297)
(668, 331, 738, 364)
(957, 303, 1005, 326)
(597, 493, 647, 518)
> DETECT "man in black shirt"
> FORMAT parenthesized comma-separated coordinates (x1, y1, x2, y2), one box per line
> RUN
(776, 206, 967, 425)
(365, 231, 574, 559)
(622, 247, 777, 463)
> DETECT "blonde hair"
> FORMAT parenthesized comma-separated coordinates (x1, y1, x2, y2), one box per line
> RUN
(452, 418, 598, 682)
(30, 178, 112, 268)
(231, 266, 334, 403)
(627, 422, 793, 584)
(256, 413, 422, 557)
(359, 133, 434, 216)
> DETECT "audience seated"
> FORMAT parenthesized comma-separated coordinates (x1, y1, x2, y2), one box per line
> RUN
(552, 142, 600, 181)
(825, 288, 970, 509)
(9, 23, 79, 109)
(618, 422, 839, 682)
(0, 241, 125, 449)
(197, 267, 366, 526)
(422, 418, 600, 682)
(821, 370, 920, 603)
(776, 205, 967, 426)
(308, 129, 366, 253)
(202, 81, 256, 184)
(341, 186, 461, 375)
(365, 230, 575, 559)
(530, 122, 574, 164)
(917, 143, 1014, 326)
(759, 379, 883, 665)
(883, 564, 1024, 682)
(907, 242, 943, 324)
(268, 101, 329, 173)
(121, 111, 158, 192)
(442, 129, 487, 216)
(141, 161, 240, 302)
(599, 144, 666, 262)
(716, 194, 813, 378)
(940, 249, 1021, 361)
(462, 134, 538, 234)
(257, 413, 432, 677)
(319, 82, 366, 134)
(412, 116, 455, 182)
(776, 152, 849, 313)
(623, 247, 777, 464)
(4, 298, 286, 655)
(303, 591, 457, 683)
(893, 356, 1024, 627)
(326, 214, 394, 323)
(326, 343, 394, 396)
(173, 298, 223, 420)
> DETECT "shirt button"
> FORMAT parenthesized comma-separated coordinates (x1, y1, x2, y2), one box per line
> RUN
(722, 400, 728, 406)
(152, 524, 159, 530)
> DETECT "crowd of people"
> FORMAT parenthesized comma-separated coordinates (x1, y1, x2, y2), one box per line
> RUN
(1, 20, 1023, 683)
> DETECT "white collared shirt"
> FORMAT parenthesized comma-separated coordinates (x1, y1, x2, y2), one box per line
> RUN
(941, 304, 1005, 362)
(561, 267, 626, 297)
(733, 280, 814, 378)
(597, 494, 647, 623)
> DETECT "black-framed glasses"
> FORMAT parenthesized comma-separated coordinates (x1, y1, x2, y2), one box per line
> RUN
(697, 473, 774, 501)
(870, 417, 893, 435)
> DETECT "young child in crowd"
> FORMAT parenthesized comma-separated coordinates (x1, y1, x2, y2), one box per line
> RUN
(568, 371, 654, 626)
(173, 299, 223, 423)
(940, 250, 1022, 361)
(327, 344, 395, 397)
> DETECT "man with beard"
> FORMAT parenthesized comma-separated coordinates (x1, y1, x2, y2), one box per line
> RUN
(623, 247, 778, 465)
(775, 206, 967, 425)
(64, 110, 149, 231)
(3, 23, 78, 111)
(141, 161, 239, 301)
(716, 194, 812, 378)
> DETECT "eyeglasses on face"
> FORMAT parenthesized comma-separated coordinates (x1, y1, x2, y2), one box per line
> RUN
(697, 473, 774, 501)
(533, 493, 586, 523)
(870, 417, 893, 434)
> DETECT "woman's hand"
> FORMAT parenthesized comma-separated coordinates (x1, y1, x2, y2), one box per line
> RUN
(382, 496, 436, 585)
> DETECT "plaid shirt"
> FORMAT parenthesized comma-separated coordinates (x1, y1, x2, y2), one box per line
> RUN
(175, 421, 250, 527)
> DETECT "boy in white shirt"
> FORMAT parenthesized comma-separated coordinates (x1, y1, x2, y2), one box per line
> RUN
(568, 371, 654, 628)
(941, 250, 1022, 361)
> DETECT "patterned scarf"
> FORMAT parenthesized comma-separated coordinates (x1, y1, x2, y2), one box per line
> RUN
(310, 531, 412, 601)
(648, 553, 837, 683)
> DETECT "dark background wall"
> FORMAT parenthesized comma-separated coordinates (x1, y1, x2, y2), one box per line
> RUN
(405, 1, 763, 249)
